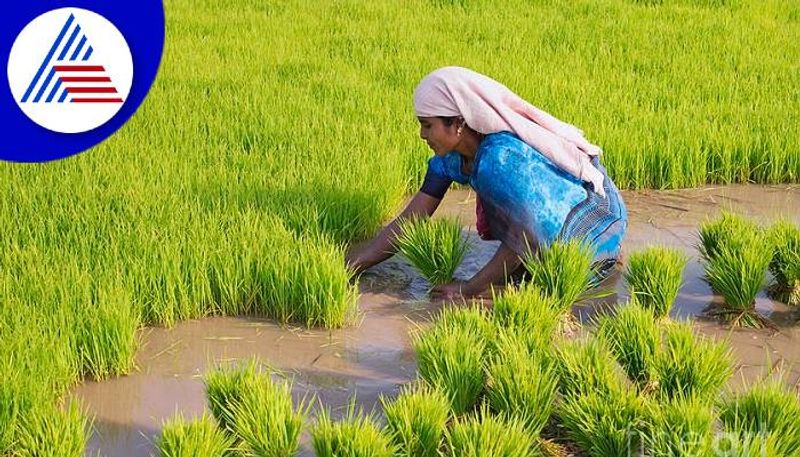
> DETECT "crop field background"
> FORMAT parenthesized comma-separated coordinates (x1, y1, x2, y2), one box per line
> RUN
(0, 0, 798, 453)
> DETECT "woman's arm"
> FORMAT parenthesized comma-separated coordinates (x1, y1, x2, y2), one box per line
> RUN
(345, 191, 443, 275)
(432, 241, 521, 299)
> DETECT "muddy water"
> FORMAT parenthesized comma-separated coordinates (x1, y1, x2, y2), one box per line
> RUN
(74, 185, 800, 456)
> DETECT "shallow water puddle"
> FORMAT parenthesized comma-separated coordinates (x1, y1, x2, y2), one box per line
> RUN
(74, 185, 800, 456)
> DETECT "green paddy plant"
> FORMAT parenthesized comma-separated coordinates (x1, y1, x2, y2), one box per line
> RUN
(431, 304, 495, 343)
(485, 337, 559, 437)
(767, 220, 800, 306)
(394, 217, 470, 285)
(491, 282, 561, 346)
(711, 430, 781, 457)
(204, 358, 262, 433)
(157, 413, 233, 457)
(445, 405, 537, 457)
(558, 387, 646, 457)
(231, 373, 308, 457)
(380, 383, 450, 457)
(412, 314, 487, 415)
(623, 247, 688, 318)
(595, 300, 659, 389)
(718, 380, 800, 456)
(15, 401, 89, 457)
(522, 239, 597, 313)
(642, 396, 714, 457)
(556, 337, 626, 400)
(311, 402, 394, 457)
(699, 212, 772, 327)
(653, 322, 733, 402)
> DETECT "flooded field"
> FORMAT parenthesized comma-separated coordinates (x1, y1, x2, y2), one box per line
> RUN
(73, 185, 800, 456)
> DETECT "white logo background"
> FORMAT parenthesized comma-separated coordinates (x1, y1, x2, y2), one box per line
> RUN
(7, 8, 133, 134)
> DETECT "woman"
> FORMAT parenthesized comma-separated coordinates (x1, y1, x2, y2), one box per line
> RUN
(346, 66, 627, 301)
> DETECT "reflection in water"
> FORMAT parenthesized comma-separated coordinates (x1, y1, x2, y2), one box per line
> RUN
(74, 185, 800, 456)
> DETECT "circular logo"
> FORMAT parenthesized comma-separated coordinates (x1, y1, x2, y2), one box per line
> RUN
(7, 8, 133, 134)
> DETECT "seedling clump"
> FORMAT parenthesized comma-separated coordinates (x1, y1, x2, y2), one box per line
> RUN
(595, 300, 660, 389)
(156, 413, 233, 457)
(767, 220, 800, 306)
(624, 246, 688, 318)
(394, 217, 470, 285)
(380, 383, 450, 457)
(311, 403, 394, 457)
(522, 239, 597, 313)
(445, 406, 537, 457)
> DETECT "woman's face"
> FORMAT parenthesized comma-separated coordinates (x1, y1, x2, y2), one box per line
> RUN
(418, 116, 459, 157)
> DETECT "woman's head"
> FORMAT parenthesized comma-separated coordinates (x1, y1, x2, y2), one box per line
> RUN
(417, 116, 467, 156)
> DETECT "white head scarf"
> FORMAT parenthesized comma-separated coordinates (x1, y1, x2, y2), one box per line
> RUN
(413, 66, 605, 196)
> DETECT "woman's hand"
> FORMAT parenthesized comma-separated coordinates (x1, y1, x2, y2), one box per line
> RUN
(430, 280, 477, 302)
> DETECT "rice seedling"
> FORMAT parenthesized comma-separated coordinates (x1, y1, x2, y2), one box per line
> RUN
(445, 405, 537, 457)
(311, 402, 394, 457)
(642, 396, 714, 457)
(394, 217, 470, 285)
(431, 304, 496, 342)
(558, 387, 646, 457)
(204, 358, 262, 433)
(231, 374, 308, 457)
(767, 220, 800, 306)
(711, 430, 782, 457)
(595, 300, 659, 389)
(485, 336, 559, 437)
(380, 383, 450, 457)
(491, 282, 561, 347)
(412, 314, 487, 415)
(718, 380, 800, 456)
(698, 212, 773, 327)
(157, 413, 234, 457)
(653, 321, 733, 402)
(15, 401, 89, 457)
(555, 337, 627, 400)
(521, 239, 598, 313)
(623, 247, 688, 318)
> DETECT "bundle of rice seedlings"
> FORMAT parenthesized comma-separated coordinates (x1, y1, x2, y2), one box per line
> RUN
(558, 387, 646, 457)
(394, 217, 470, 285)
(642, 396, 714, 457)
(595, 300, 659, 389)
(718, 380, 800, 456)
(711, 430, 781, 457)
(380, 383, 450, 457)
(556, 337, 626, 400)
(521, 239, 597, 313)
(445, 405, 537, 457)
(491, 282, 561, 345)
(767, 220, 800, 306)
(653, 322, 732, 402)
(412, 317, 486, 415)
(699, 212, 772, 327)
(15, 401, 89, 457)
(231, 373, 308, 456)
(485, 337, 559, 437)
(157, 413, 233, 457)
(432, 304, 496, 343)
(311, 402, 394, 457)
(623, 247, 687, 318)
(204, 358, 261, 433)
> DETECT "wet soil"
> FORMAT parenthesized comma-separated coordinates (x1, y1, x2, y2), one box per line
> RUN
(73, 185, 800, 456)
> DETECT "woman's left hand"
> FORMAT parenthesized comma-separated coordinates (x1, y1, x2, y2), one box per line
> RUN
(430, 281, 474, 301)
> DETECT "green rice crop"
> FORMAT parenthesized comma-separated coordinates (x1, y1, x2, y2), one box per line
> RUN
(2, 0, 799, 453)
(595, 300, 659, 388)
(380, 383, 450, 457)
(767, 220, 800, 306)
(653, 322, 733, 402)
(522, 240, 597, 313)
(642, 396, 714, 457)
(205, 359, 260, 434)
(445, 406, 537, 457)
(311, 402, 394, 457)
(711, 430, 782, 457)
(623, 247, 688, 318)
(431, 304, 496, 342)
(558, 388, 646, 457)
(231, 373, 308, 456)
(491, 282, 561, 346)
(555, 337, 627, 400)
(485, 337, 559, 437)
(15, 401, 89, 457)
(718, 380, 800, 456)
(412, 313, 487, 415)
(699, 212, 772, 327)
(157, 413, 234, 457)
(394, 217, 470, 285)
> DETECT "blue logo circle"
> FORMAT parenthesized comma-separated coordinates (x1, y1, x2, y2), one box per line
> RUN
(1, 1, 164, 162)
